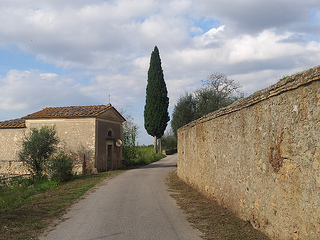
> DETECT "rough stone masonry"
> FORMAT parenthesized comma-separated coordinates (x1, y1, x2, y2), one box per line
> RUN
(178, 65, 320, 240)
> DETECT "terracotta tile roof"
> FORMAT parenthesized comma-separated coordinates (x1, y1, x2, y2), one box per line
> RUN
(0, 118, 26, 128)
(22, 104, 112, 119)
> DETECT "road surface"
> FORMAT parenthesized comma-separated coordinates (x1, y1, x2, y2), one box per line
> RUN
(40, 154, 202, 240)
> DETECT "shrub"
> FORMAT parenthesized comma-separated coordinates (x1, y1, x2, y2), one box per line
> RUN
(47, 151, 74, 182)
(19, 126, 59, 178)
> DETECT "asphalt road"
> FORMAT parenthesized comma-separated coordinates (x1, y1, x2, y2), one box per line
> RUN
(39, 154, 202, 240)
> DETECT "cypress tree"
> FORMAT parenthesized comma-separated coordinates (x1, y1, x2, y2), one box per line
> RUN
(144, 46, 170, 153)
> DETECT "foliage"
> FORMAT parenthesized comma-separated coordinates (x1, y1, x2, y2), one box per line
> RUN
(144, 46, 170, 152)
(161, 130, 177, 150)
(0, 171, 124, 240)
(171, 92, 198, 136)
(47, 151, 74, 182)
(19, 126, 59, 178)
(122, 115, 139, 162)
(0, 176, 59, 213)
(171, 73, 243, 136)
(130, 146, 166, 165)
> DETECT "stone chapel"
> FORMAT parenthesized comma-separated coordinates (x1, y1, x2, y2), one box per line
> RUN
(0, 104, 126, 175)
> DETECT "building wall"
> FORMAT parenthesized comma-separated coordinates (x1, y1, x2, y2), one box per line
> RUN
(26, 118, 97, 173)
(177, 66, 320, 239)
(0, 116, 124, 175)
(0, 128, 29, 175)
(96, 119, 123, 172)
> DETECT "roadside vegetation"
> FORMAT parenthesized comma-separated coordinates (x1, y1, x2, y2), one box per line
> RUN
(133, 145, 166, 164)
(122, 112, 166, 165)
(0, 170, 124, 240)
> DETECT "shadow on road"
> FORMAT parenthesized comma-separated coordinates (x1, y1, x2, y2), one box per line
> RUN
(139, 164, 177, 169)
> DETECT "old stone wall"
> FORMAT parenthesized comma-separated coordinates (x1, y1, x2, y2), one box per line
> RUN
(0, 128, 29, 175)
(26, 118, 97, 174)
(178, 65, 320, 239)
(0, 128, 25, 161)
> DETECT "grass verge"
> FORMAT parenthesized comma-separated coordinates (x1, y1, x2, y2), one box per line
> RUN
(129, 146, 166, 166)
(166, 171, 270, 240)
(0, 170, 125, 240)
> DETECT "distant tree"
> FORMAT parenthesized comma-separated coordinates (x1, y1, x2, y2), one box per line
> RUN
(19, 126, 59, 178)
(171, 92, 198, 137)
(144, 46, 170, 153)
(161, 129, 177, 150)
(122, 114, 139, 163)
(171, 73, 242, 135)
(199, 72, 241, 107)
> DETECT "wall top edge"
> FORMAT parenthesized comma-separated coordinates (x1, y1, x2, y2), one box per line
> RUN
(179, 64, 320, 131)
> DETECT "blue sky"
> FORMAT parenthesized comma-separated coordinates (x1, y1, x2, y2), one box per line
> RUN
(1, 0, 320, 145)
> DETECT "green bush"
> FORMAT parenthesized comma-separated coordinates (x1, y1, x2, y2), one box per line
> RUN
(19, 126, 59, 178)
(47, 151, 74, 182)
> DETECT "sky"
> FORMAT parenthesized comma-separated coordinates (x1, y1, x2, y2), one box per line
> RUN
(0, 0, 320, 145)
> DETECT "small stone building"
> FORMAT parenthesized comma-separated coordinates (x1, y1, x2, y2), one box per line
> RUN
(0, 104, 126, 175)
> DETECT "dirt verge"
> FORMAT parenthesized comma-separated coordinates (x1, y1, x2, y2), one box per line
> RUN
(166, 171, 270, 240)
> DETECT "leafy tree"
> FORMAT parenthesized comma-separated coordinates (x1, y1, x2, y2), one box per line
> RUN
(171, 92, 198, 136)
(144, 46, 170, 153)
(122, 115, 139, 164)
(171, 73, 242, 135)
(19, 126, 59, 178)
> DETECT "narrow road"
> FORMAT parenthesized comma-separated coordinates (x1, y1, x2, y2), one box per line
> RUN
(40, 154, 202, 240)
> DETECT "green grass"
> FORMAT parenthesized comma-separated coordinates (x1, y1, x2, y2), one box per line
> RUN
(0, 170, 125, 240)
(130, 146, 166, 165)
(0, 177, 60, 213)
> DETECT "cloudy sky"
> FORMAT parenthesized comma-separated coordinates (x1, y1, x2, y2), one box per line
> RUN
(1, 0, 320, 144)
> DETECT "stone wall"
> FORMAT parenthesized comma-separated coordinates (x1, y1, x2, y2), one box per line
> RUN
(177, 65, 320, 239)
(26, 118, 97, 173)
(0, 128, 29, 175)
(0, 128, 25, 161)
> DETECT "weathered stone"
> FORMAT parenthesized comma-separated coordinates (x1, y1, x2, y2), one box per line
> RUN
(178, 65, 320, 240)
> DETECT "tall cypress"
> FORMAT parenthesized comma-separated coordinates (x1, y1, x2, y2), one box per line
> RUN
(144, 46, 170, 153)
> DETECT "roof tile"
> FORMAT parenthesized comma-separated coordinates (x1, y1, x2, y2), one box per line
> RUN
(0, 118, 26, 129)
(22, 104, 112, 119)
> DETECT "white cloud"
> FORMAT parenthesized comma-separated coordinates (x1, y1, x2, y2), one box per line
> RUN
(193, 25, 225, 47)
(0, 69, 89, 112)
(0, 0, 320, 144)
(194, 0, 320, 34)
